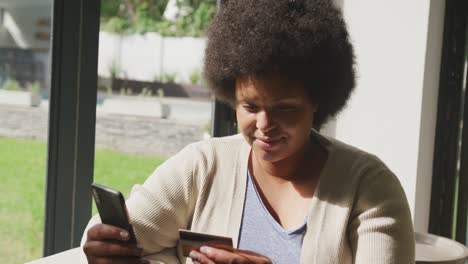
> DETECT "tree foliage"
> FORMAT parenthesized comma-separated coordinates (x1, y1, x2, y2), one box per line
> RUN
(100, 0, 216, 37)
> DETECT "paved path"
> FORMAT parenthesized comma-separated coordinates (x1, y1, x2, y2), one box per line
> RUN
(97, 96, 212, 124)
(0, 102, 209, 157)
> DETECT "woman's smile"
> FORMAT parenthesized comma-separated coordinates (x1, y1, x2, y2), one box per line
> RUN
(254, 137, 285, 151)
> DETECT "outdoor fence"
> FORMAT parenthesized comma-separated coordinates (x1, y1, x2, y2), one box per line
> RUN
(98, 32, 206, 84)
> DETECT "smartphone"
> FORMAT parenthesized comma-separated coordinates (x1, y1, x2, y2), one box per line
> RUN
(178, 229, 234, 257)
(91, 183, 137, 244)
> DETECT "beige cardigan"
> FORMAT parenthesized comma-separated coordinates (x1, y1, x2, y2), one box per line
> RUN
(80, 133, 415, 264)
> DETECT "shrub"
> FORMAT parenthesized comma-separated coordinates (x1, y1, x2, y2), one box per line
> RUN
(109, 61, 120, 80)
(189, 69, 200, 85)
(100, 0, 215, 37)
(2, 79, 21, 91)
(101, 17, 130, 34)
(27, 82, 41, 94)
(161, 72, 177, 83)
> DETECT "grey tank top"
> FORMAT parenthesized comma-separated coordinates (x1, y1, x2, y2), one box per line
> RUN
(237, 170, 307, 264)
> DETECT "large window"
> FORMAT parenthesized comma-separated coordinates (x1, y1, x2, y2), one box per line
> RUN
(0, 1, 52, 262)
(92, 0, 215, 199)
(40, 0, 236, 257)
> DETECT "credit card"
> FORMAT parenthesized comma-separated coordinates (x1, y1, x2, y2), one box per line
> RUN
(178, 229, 234, 257)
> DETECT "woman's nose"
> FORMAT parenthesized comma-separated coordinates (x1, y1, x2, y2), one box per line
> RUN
(256, 110, 275, 132)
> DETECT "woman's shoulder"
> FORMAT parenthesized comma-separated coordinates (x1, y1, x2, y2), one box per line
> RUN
(315, 132, 399, 192)
(315, 132, 410, 217)
(318, 132, 390, 173)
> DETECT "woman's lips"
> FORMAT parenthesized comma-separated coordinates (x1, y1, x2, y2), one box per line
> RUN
(254, 137, 283, 150)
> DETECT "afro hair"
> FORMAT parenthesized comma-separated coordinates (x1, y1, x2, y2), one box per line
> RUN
(203, 0, 356, 128)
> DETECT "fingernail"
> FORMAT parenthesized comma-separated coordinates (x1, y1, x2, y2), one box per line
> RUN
(189, 250, 199, 260)
(200, 246, 211, 254)
(120, 231, 129, 239)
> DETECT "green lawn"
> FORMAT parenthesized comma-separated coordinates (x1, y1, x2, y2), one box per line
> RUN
(0, 137, 164, 264)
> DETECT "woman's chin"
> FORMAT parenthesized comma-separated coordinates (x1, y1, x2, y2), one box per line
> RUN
(253, 145, 284, 163)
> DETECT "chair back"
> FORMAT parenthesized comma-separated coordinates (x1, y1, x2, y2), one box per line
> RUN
(415, 232, 468, 264)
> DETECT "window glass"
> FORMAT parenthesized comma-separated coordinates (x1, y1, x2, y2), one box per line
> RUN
(0, 1, 52, 262)
(93, 0, 215, 200)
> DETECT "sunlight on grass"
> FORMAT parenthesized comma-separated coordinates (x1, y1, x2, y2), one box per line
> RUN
(0, 137, 164, 263)
(92, 148, 165, 214)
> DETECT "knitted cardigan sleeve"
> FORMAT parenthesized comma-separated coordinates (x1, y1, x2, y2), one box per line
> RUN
(348, 166, 415, 264)
(80, 143, 199, 264)
(126, 143, 197, 254)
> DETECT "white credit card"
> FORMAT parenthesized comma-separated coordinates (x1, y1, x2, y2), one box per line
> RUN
(178, 229, 234, 257)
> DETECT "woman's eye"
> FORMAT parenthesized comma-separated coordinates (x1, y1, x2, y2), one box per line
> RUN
(276, 105, 296, 112)
(243, 104, 258, 112)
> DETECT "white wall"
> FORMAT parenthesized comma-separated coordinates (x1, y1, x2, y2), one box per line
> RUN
(333, 0, 445, 232)
(1, 4, 51, 49)
(98, 32, 206, 83)
(162, 36, 206, 82)
(414, 0, 445, 233)
(0, 3, 52, 89)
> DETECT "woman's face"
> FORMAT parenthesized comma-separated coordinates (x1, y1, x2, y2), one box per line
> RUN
(235, 76, 317, 163)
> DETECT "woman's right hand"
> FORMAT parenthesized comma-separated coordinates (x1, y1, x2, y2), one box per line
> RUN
(83, 223, 149, 264)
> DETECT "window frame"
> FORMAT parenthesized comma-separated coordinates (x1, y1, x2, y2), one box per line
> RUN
(43, 0, 237, 256)
(429, 0, 467, 245)
(43, 0, 100, 256)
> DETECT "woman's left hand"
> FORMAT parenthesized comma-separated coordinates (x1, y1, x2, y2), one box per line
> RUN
(189, 246, 272, 264)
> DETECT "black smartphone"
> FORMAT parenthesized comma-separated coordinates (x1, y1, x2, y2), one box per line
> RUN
(91, 183, 137, 244)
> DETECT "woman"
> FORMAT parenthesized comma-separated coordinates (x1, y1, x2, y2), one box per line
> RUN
(82, 1, 415, 263)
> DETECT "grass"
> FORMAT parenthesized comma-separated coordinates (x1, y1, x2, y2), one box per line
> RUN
(0, 137, 165, 263)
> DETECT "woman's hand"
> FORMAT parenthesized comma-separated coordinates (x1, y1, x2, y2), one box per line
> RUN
(83, 223, 149, 264)
(189, 246, 272, 264)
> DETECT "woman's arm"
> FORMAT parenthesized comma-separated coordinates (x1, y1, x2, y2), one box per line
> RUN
(80, 143, 199, 264)
(348, 169, 415, 264)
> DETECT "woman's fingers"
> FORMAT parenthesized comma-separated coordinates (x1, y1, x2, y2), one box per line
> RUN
(84, 223, 145, 263)
(92, 256, 149, 264)
(235, 249, 272, 261)
(191, 247, 272, 264)
(87, 223, 132, 242)
(199, 247, 236, 263)
(189, 250, 215, 264)
(83, 240, 142, 257)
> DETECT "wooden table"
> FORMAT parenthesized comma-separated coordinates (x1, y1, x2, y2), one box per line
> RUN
(26, 248, 81, 264)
